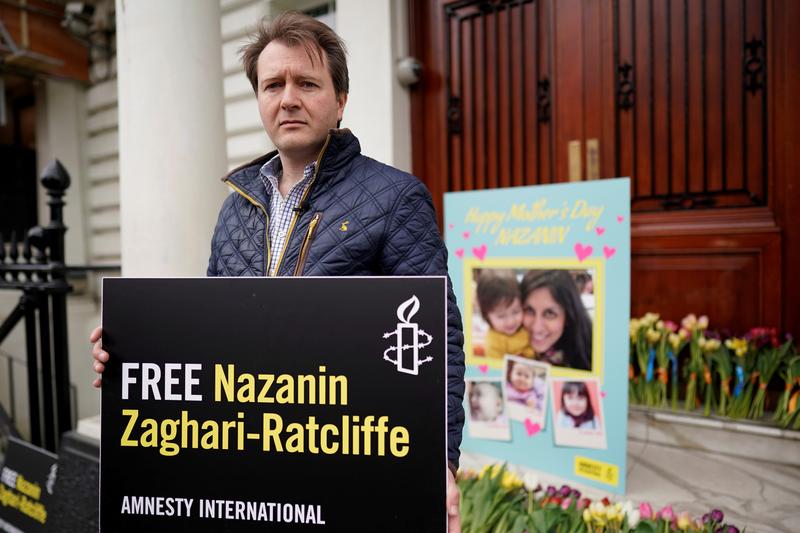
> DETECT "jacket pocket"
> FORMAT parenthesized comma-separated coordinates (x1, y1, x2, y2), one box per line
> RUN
(294, 212, 323, 276)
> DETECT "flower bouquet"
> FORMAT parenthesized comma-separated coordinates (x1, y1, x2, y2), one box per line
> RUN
(682, 315, 708, 412)
(774, 354, 800, 428)
(751, 338, 792, 419)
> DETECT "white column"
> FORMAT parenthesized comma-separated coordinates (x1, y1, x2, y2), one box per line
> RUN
(336, 0, 412, 172)
(116, 0, 228, 276)
(35, 79, 88, 266)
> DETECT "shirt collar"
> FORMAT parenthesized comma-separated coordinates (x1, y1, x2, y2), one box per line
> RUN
(259, 154, 316, 197)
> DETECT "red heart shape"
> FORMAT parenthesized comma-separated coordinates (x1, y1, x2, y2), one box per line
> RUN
(448, 223, 454, 229)
(478, 364, 489, 374)
(603, 245, 616, 259)
(595, 226, 606, 236)
(600, 391, 608, 399)
(462, 230, 471, 239)
(617, 215, 624, 223)
(472, 244, 487, 261)
(455, 248, 464, 259)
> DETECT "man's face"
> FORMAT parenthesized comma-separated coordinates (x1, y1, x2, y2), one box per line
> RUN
(256, 40, 347, 163)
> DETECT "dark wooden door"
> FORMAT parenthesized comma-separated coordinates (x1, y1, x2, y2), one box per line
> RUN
(410, 0, 800, 336)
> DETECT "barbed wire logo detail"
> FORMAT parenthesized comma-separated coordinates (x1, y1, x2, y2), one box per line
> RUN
(383, 295, 433, 375)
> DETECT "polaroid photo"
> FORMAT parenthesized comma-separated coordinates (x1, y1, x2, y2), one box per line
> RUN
(550, 377, 607, 450)
(503, 355, 550, 428)
(465, 378, 512, 441)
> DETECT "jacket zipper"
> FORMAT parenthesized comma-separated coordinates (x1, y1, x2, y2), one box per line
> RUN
(224, 181, 271, 276)
(293, 212, 322, 276)
(272, 134, 332, 276)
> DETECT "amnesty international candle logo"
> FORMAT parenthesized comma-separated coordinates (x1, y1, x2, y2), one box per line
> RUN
(101, 277, 447, 532)
(382, 295, 434, 375)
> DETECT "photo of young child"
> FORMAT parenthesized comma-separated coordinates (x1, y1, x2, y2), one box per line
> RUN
(550, 378, 607, 449)
(475, 271, 534, 360)
(503, 355, 550, 426)
(466, 378, 512, 441)
(468, 267, 596, 371)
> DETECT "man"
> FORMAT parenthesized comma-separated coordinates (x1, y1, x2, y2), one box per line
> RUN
(91, 11, 465, 530)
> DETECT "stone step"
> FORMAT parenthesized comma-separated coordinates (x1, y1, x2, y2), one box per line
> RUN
(628, 405, 800, 467)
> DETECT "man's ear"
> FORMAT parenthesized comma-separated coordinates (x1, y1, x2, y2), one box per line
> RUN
(337, 92, 348, 122)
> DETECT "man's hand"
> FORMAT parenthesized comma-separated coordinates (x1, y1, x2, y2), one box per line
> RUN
(447, 467, 461, 533)
(90, 325, 108, 388)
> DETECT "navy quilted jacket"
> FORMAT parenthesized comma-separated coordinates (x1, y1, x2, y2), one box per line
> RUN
(207, 129, 465, 468)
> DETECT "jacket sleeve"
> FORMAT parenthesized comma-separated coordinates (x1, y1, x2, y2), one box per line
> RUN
(379, 179, 466, 471)
(206, 192, 235, 277)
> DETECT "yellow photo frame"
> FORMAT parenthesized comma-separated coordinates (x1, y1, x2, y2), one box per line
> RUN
(462, 257, 605, 382)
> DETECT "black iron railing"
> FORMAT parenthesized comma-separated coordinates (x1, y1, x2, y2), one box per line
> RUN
(0, 160, 118, 452)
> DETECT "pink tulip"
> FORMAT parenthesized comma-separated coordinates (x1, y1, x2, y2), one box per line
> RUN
(658, 505, 675, 522)
(560, 497, 572, 510)
(639, 502, 653, 519)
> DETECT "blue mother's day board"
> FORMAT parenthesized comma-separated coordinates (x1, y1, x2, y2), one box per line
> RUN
(445, 178, 630, 494)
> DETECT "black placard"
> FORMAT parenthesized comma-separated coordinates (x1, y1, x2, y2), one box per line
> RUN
(100, 277, 447, 532)
(0, 436, 58, 533)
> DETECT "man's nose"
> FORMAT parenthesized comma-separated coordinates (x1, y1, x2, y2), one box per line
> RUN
(280, 83, 300, 109)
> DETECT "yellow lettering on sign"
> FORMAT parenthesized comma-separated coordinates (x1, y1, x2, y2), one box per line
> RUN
(574, 456, 619, 487)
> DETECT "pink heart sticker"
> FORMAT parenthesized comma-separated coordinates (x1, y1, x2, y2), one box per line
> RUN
(617, 215, 624, 223)
(524, 419, 542, 436)
(472, 244, 488, 261)
(600, 391, 608, 399)
(462, 230, 471, 239)
(448, 223, 454, 229)
(595, 226, 606, 236)
(574, 243, 593, 262)
(603, 245, 616, 259)
(478, 364, 489, 374)
(455, 248, 465, 259)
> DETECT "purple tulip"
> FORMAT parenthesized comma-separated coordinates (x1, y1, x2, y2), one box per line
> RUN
(558, 485, 571, 497)
(545, 485, 557, 497)
(571, 489, 582, 500)
(726, 527, 740, 533)
(711, 509, 724, 522)
(703, 513, 710, 524)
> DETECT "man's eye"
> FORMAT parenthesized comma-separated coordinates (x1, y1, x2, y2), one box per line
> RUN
(300, 81, 317, 88)
(264, 82, 282, 91)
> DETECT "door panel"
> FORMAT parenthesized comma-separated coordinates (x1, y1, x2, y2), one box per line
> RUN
(409, 0, 797, 335)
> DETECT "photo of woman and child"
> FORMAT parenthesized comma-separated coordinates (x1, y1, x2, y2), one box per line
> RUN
(465, 379, 512, 441)
(473, 269, 594, 370)
(550, 378, 607, 449)
(503, 356, 549, 425)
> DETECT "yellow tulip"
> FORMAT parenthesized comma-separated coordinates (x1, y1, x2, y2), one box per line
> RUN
(703, 338, 721, 352)
(668, 333, 681, 351)
(642, 312, 660, 326)
(681, 313, 697, 330)
(697, 315, 709, 330)
(500, 470, 523, 490)
(646, 328, 661, 344)
(677, 511, 692, 530)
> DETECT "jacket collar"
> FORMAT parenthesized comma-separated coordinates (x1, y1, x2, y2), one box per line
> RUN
(222, 129, 361, 208)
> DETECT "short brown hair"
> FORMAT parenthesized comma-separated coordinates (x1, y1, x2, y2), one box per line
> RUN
(476, 271, 520, 324)
(240, 11, 349, 97)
